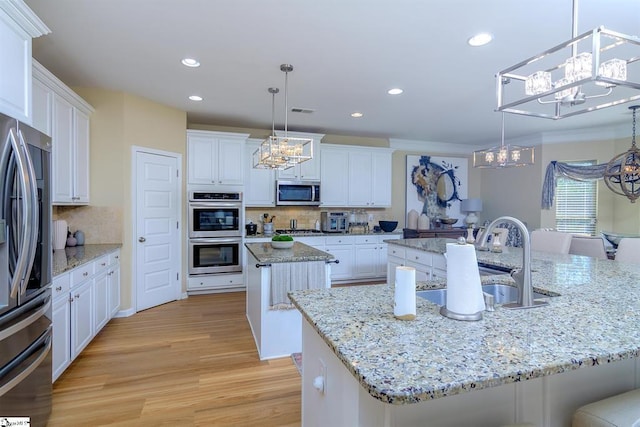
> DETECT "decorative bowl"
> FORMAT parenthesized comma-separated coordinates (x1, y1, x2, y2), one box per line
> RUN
(271, 241, 294, 249)
(379, 221, 398, 232)
(438, 218, 458, 226)
(601, 231, 639, 248)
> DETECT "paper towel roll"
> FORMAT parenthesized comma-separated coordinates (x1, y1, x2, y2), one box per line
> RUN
(407, 210, 419, 229)
(445, 242, 485, 316)
(394, 266, 416, 320)
(53, 220, 67, 251)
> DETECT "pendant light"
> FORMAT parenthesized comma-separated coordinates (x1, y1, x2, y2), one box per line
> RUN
(604, 105, 640, 202)
(473, 113, 535, 168)
(253, 64, 313, 170)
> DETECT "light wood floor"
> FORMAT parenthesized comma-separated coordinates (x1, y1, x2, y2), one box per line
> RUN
(48, 292, 302, 427)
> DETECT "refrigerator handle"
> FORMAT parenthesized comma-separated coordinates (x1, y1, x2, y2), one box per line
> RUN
(17, 130, 38, 296)
(0, 294, 50, 342)
(0, 329, 51, 396)
(7, 129, 32, 299)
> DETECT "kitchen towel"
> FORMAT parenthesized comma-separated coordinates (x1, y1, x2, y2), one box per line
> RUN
(394, 266, 416, 320)
(53, 219, 67, 251)
(407, 209, 419, 229)
(270, 261, 327, 309)
(445, 242, 485, 315)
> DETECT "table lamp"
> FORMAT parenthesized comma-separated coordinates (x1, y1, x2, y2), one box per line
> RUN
(460, 198, 483, 227)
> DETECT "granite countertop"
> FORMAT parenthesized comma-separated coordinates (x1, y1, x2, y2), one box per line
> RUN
(53, 244, 122, 276)
(288, 238, 640, 405)
(244, 231, 403, 240)
(244, 241, 335, 264)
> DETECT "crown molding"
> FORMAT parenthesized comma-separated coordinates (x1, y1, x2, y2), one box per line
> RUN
(389, 138, 475, 155)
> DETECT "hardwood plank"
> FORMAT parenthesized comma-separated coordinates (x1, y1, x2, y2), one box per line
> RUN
(48, 292, 301, 426)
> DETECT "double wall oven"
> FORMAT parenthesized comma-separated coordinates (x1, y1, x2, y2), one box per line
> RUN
(188, 191, 243, 276)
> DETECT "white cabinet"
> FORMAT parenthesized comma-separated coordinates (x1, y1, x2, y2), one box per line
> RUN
(0, 2, 49, 123)
(52, 248, 121, 382)
(33, 60, 93, 204)
(187, 273, 244, 294)
(276, 131, 323, 181)
(377, 234, 402, 277)
(386, 244, 449, 284)
(320, 144, 394, 208)
(324, 235, 355, 281)
(244, 139, 275, 206)
(52, 273, 71, 381)
(319, 148, 349, 206)
(187, 130, 249, 186)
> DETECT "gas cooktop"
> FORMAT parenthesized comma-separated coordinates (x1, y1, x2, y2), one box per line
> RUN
(276, 229, 323, 235)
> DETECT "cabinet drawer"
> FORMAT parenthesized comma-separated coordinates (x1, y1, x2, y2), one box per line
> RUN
(405, 248, 431, 266)
(109, 251, 120, 265)
(71, 262, 94, 287)
(52, 273, 70, 299)
(94, 255, 109, 273)
(324, 235, 354, 246)
(432, 254, 447, 270)
(354, 235, 377, 244)
(387, 245, 406, 258)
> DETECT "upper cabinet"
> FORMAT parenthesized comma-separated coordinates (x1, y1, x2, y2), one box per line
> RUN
(187, 130, 249, 186)
(0, 0, 49, 122)
(244, 139, 275, 207)
(320, 144, 393, 208)
(33, 60, 94, 204)
(275, 131, 323, 181)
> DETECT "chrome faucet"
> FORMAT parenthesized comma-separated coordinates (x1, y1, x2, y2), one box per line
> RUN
(478, 216, 547, 310)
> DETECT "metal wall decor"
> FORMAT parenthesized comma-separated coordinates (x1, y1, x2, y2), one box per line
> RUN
(604, 105, 640, 203)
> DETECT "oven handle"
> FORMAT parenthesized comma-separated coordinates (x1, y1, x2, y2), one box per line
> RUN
(189, 237, 243, 244)
(188, 202, 242, 209)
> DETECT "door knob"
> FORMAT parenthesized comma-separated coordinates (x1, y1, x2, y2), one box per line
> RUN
(139, 237, 146, 242)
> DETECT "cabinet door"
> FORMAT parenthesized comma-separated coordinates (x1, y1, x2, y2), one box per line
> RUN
(277, 137, 320, 181)
(244, 141, 275, 206)
(52, 94, 74, 203)
(52, 295, 71, 382)
(187, 134, 216, 184)
(0, 9, 30, 122)
(70, 279, 94, 359)
(353, 243, 378, 279)
(320, 149, 349, 206)
(371, 151, 392, 207)
(108, 264, 120, 318)
(217, 138, 244, 185)
(32, 77, 52, 136)
(387, 256, 404, 285)
(93, 270, 109, 332)
(324, 245, 354, 281)
(73, 109, 90, 203)
(348, 152, 373, 207)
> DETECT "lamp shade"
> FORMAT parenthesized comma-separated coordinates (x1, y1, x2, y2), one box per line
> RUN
(460, 198, 483, 213)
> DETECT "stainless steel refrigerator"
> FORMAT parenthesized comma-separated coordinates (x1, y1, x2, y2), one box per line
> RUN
(0, 112, 52, 426)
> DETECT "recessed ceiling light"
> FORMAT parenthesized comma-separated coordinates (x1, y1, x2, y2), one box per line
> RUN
(351, 112, 364, 118)
(189, 95, 203, 101)
(181, 58, 200, 67)
(388, 88, 403, 95)
(468, 33, 493, 47)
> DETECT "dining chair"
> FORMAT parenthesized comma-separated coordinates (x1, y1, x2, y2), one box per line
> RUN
(614, 238, 640, 263)
(569, 235, 608, 260)
(530, 230, 573, 254)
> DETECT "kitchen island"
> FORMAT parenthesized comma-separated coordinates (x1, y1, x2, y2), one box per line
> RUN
(288, 238, 640, 426)
(245, 241, 334, 360)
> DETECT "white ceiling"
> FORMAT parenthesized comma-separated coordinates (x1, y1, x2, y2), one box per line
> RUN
(24, 0, 640, 147)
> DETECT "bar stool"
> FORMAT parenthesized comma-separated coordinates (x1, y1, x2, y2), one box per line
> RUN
(572, 388, 640, 426)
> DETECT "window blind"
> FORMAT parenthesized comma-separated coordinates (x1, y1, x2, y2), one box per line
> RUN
(555, 161, 597, 235)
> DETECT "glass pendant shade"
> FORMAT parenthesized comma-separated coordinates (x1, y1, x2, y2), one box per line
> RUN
(473, 113, 535, 169)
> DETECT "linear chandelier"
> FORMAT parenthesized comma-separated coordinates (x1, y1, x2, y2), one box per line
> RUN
(473, 113, 535, 168)
(604, 105, 640, 203)
(253, 64, 313, 170)
(496, 0, 640, 120)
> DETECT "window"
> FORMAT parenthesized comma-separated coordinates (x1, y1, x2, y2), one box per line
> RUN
(555, 160, 597, 235)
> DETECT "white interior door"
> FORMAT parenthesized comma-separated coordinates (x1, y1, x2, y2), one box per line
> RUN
(134, 148, 181, 311)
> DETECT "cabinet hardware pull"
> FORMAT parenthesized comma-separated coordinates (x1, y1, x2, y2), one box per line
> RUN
(55, 286, 62, 291)
(83, 272, 88, 276)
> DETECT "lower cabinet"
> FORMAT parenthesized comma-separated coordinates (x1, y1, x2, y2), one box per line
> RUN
(52, 248, 121, 382)
(386, 244, 447, 285)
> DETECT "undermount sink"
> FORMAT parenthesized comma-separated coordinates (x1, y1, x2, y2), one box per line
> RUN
(416, 284, 551, 307)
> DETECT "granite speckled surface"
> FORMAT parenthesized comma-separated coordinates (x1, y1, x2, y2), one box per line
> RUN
(244, 242, 334, 264)
(53, 244, 122, 276)
(288, 238, 640, 405)
(244, 231, 403, 240)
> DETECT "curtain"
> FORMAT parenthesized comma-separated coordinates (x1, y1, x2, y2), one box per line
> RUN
(541, 160, 610, 209)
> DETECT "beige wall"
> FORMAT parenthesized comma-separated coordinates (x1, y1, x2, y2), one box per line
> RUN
(66, 88, 187, 312)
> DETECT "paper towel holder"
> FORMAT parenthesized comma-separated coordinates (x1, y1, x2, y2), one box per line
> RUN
(439, 306, 483, 321)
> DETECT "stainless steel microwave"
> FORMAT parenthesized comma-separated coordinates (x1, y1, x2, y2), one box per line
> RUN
(276, 180, 321, 206)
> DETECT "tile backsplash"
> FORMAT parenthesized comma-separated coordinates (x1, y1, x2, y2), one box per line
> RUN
(245, 207, 397, 233)
(53, 205, 123, 244)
